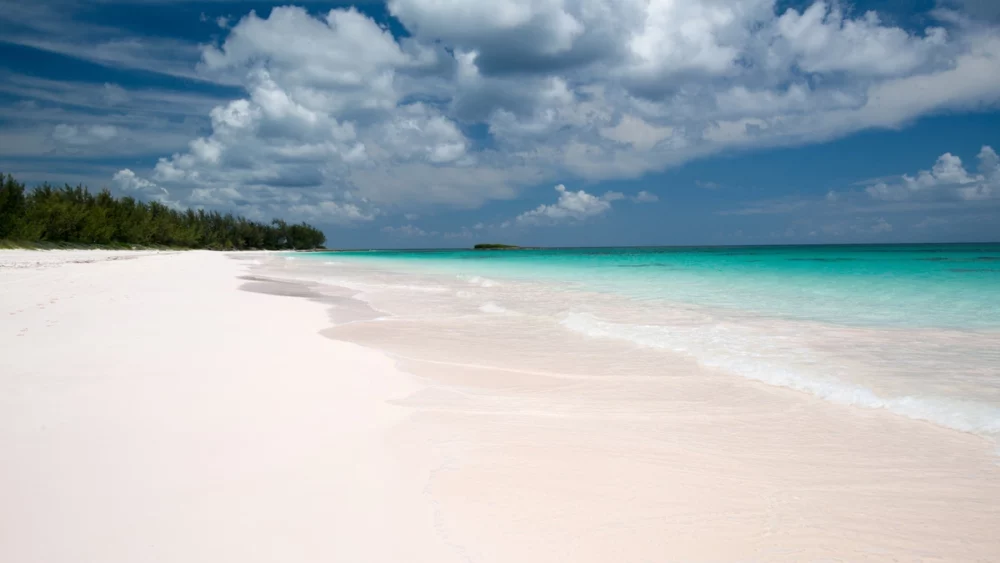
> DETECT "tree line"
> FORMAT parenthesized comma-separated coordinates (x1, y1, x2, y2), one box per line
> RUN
(0, 173, 326, 250)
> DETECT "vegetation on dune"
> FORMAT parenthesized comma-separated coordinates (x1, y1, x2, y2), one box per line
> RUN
(0, 173, 326, 250)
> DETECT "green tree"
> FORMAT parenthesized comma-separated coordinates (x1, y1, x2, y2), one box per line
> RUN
(0, 173, 327, 250)
(0, 174, 27, 239)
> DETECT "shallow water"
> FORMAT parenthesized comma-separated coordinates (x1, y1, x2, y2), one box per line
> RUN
(297, 244, 1000, 438)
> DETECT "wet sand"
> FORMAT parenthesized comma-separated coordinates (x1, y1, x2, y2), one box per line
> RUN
(2, 250, 998, 562)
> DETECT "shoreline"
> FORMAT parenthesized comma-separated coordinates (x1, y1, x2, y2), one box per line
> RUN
(275, 252, 1000, 560)
(3, 250, 999, 561)
(301, 246, 1000, 440)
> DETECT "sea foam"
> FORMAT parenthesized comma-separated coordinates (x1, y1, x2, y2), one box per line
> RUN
(478, 302, 507, 314)
(459, 275, 499, 287)
(561, 312, 1000, 437)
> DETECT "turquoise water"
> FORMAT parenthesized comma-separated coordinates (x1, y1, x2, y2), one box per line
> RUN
(294, 244, 1000, 437)
(311, 244, 1000, 330)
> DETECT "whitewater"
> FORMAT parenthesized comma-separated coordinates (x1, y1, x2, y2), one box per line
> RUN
(236, 247, 1000, 559)
(292, 244, 1000, 442)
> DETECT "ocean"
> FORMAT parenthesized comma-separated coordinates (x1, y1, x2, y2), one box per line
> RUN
(297, 244, 1000, 440)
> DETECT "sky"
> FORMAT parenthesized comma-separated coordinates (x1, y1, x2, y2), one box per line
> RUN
(1, 0, 999, 248)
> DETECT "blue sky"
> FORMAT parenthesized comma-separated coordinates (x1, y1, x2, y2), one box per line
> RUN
(1, 0, 998, 248)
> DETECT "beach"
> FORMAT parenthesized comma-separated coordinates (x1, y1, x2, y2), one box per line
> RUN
(2, 249, 999, 562)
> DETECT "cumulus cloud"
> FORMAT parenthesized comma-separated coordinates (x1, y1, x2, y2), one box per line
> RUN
(111, 169, 181, 209)
(511, 183, 655, 226)
(189, 186, 244, 206)
(122, 6, 524, 222)
(287, 200, 378, 224)
(773, 4, 948, 77)
(865, 146, 999, 202)
(112, 168, 161, 194)
(107, 1, 1000, 224)
(725, 145, 999, 222)
(388, 0, 598, 75)
(515, 184, 613, 225)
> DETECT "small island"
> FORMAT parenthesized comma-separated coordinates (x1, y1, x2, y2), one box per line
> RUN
(473, 243, 524, 250)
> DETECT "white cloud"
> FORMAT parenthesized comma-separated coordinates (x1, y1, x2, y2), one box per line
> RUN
(111, 168, 182, 209)
(189, 186, 243, 206)
(388, 0, 592, 72)
(0, 3, 213, 84)
(116, 6, 518, 220)
(728, 145, 1000, 221)
(0, 74, 221, 121)
(626, 0, 773, 83)
(382, 224, 431, 237)
(98, 1, 1000, 223)
(0, 75, 221, 161)
(288, 200, 378, 224)
(515, 184, 613, 225)
(102, 83, 129, 106)
(774, 3, 948, 77)
(599, 115, 675, 151)
(51, 124, 118, 145)
(511, 183, 654, 226)
(865, 146, 999, 202)
(112, 168, 160, 193)
(374, 103, 468, 164)
(199, 7, 410, 111)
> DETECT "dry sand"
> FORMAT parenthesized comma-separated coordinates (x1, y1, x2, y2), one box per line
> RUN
(0, 251, 455, 563)
(2, 250, 999, 562)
